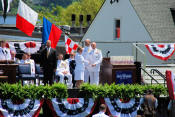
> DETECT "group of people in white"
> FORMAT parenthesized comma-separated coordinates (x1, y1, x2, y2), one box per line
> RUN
(0, 39, 102, 88)
(55, 39, 102, 88)
(0, 41, 35, 67)
(74, 39, 102, 88)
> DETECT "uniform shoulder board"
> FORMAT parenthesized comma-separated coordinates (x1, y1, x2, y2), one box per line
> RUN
(96, 49, 101, 53)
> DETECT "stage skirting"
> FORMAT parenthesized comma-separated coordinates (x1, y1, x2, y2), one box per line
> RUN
(0, 98, 142, 117)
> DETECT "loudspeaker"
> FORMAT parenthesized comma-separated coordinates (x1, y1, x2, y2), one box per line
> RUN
(79, 15, 83, 22)
(87, 15, 91, 22)
(71, 14, 76, 21)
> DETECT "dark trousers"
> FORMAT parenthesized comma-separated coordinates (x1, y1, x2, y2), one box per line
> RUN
(145, 114, 155, 117)
(43, 68, 54, 85)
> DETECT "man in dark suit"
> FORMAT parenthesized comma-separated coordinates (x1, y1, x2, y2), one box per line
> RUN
(40, 40, 57, 85)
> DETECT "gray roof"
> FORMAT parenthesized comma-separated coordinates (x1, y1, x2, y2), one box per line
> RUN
(130, 0, 175, 41)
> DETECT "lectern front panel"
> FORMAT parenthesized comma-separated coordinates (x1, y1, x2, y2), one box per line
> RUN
(112, 66, 136, 84)
(115, 70, 133, 84)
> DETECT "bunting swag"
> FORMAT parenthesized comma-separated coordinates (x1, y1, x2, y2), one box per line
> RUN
(7, 41, 41, 54)
(105, 98, 140, 117)
(19, 41, 41, 54)
(145, 44, 175, 61)
(166, 70, 175, 100)
(0, 99, 44, 117)
(47, 98, 95, 117)
(5, 42, 16, 52)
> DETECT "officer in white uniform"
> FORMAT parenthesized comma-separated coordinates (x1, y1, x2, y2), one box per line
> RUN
(11, 51, 20, 63)
(92, 104, 109, 117)
(82, 39, 92, 83)
(56, 54, 72, 88)
(87, 42, 102, 85)
(75, 47, 89, 88)
(0, 40, 11, 60)
(26, 53, 35, 75)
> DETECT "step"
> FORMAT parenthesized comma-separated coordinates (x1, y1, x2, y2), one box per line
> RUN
(141, 65, 175, 85)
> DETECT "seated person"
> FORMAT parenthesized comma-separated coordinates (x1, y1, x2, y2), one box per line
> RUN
(56, 54, 72, 88)
(18, 53, 33, 85)
(19, 53, 29, 64)
(26, 53, 35, 75)
(0, 40, 11, 60)
(19, 53, 36, 74)
(11, 51, 20, 63)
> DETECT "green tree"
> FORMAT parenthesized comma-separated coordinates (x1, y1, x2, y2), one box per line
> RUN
(40, 0, 76, 8)
(39, 0, 104, 26)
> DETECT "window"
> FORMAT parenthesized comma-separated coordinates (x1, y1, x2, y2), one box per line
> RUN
(170, 8, 175, 25)
(115, 19, 120, 40)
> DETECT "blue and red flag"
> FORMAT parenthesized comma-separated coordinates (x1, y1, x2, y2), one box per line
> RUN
(42, 17, 62, 48)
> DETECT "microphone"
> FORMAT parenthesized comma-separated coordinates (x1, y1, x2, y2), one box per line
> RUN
(106, 51, 110, 58)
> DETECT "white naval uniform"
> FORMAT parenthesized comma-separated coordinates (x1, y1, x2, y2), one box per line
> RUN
(74, 53, 88, 81)
(87, 48, 102, 85)
(27, 59, 35, 75)
(56, 60, 72, 87)
(92, 111, 109, 117)
(82, 46, 92, 83)
(0, 47, 11, 60)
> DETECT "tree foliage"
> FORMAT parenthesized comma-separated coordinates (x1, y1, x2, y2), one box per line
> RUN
(40, 0, 77, 8)
(39, 0, 105, 26)
(0, 0, 104, 26)
(0, 0, 75, 15)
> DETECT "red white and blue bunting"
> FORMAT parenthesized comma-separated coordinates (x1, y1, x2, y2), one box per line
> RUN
(0, 99, 44, 117)
(0, 98, 142, 117)
(47, 98, 95, 117)
(104, 98, 141, 117)
(6, 41, 41, 54)
(145, 44, 175, 61)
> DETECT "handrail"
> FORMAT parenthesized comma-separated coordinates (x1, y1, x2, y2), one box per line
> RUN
(150, 69, 166, 87)
(140, 67, 160, 84)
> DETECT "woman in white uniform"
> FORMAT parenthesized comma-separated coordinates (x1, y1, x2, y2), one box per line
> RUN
(75, 47, 88, 88)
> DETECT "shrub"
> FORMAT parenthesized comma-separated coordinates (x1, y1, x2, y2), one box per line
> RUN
(0, 83, 68, 101)
(80, 83, 168, 99)
(0, 83, 167, 101)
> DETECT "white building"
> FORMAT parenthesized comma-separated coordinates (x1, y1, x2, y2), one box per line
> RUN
(82, 0, 175, 65)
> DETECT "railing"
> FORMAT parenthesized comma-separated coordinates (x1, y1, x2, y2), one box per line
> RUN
(151, 69, 166, 87)
(132, 43, 146, 77)
(140, 67, 160, 85)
